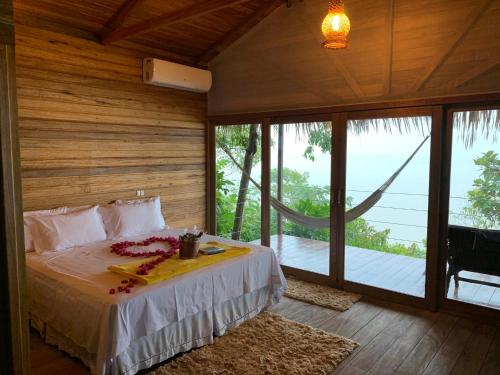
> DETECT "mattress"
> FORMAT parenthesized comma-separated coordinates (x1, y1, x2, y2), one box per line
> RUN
(26, 229, 287, 374)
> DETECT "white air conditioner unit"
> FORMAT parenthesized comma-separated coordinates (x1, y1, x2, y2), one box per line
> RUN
(143, 58, 212, 93)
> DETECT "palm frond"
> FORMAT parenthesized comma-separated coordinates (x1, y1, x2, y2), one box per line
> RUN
(453, 110, 499, 148)
(215, 109, 499, 148)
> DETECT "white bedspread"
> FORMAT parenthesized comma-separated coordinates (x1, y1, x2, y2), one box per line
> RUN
(26, 229, 286, 374)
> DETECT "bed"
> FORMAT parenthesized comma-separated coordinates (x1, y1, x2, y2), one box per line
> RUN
(26, 228, 287, 375)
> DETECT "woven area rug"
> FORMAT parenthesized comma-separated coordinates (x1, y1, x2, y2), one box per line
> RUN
(285, 277, 362, 311)
(151, 311, 357, 375)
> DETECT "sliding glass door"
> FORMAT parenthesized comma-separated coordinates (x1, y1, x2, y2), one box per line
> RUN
(213, 120, 334, 278)
(445, 108, 500, 310)
(269, 121, 332, 276)
(211, 107, 449, 307)
(344, 114, 433, 297)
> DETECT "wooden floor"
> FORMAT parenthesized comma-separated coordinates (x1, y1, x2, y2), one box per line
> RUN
(30, 332, 89, 375)
(31, 296, 500, 374)
(266, 234, 500, 309)
(269, 297, 500, 375)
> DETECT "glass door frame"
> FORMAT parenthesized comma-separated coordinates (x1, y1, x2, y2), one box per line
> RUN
(266, 114, 338, 286)
(207, 120, 266, 243)
(336, 106, 443, 310)
(209, 102, 500, 314)
(210, 107, 442, 309)
(209, 115, 337, 286)
(438, 104, 500, 321)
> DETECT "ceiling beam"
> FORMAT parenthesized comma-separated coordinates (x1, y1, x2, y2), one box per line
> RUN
(382, 0, 395, 96)
(413, 0, 494, 91)
(99, 0, 144, 39)
(196, 0, 283, 66)
(101, 0, 249, 45)
(330, 56, 364, 98)
(454, 60, 500, 88)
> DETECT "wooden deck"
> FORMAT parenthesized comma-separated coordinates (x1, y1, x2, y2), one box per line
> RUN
(264, 234, 500, 310)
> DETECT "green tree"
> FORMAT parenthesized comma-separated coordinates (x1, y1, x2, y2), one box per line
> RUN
(216, 166, 262, 242)
(463, 150, 500, 228)
(303, 125, 332, 161)
(216, 125, 261, 240)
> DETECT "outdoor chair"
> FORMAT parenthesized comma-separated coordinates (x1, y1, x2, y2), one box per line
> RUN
(446, 225, 500, 294)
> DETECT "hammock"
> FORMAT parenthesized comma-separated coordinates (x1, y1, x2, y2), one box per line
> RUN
(219, 135, 430, 229)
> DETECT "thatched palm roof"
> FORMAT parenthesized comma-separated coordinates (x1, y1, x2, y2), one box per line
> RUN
(216, 109, 499, 149)
(453, 109, 499, 148)
(293, 109, 499, 148)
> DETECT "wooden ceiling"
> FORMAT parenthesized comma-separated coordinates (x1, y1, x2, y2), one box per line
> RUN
(209, 0, 500, 114)
(13, 0, 290, 66)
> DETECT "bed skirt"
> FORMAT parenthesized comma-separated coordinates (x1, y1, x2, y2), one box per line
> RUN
(31, 285, 278, 374)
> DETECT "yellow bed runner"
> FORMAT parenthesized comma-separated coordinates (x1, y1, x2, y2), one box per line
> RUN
(108, 241, 252, 285)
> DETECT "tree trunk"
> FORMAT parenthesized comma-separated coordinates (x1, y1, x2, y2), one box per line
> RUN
(232, 124, 258, 240)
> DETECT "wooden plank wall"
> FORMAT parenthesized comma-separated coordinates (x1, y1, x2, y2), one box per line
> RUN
(1, 1, 31, 373)
(15, 24, 207, 230)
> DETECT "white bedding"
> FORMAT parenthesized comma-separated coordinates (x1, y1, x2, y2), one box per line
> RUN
(26, 229, 287, 374)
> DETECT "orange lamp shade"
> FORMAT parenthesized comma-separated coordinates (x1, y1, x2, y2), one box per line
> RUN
(321, 0, 351, 49)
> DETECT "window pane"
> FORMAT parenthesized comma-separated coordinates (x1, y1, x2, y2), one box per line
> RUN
(345, 116, 432, 297)
(215, 124, 261, 242)
(270, 122, 331, 276)
(446, 109, 500, 309)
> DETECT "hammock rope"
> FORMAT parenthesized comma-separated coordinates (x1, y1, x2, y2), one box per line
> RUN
(218, 135, 430, 229)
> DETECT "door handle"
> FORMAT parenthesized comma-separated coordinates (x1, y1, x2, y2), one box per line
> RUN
(332, 188, 343, 206)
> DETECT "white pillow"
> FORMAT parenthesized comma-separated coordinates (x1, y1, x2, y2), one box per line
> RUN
(100, 196, 166, 239)
(24, 207, 67, 252)
(30, 206, 107, 253)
